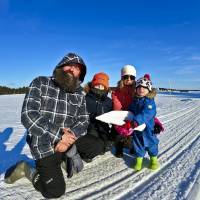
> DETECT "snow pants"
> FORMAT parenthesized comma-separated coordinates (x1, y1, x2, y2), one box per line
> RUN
(110, 127, 132, 151)
(34, 152, 66, 199)
(76, 132, 112, 160)
(132, 133, 158, 157)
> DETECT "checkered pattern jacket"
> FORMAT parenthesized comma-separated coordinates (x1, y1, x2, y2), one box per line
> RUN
(21, 76, 89, 160)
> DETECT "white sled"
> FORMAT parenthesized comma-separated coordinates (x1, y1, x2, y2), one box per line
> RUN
(95, 111, 146, 131)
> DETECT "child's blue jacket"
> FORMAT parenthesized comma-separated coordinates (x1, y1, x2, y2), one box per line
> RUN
(129, 90, 159, 149)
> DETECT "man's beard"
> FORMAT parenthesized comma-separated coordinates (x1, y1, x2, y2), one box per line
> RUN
(54, 68, 80, 93)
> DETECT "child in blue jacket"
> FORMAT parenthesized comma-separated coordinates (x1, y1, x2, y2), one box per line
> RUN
(129, 75, 159, 171)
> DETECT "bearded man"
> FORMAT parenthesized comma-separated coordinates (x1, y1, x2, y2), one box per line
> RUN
(4, 53, 89, 199)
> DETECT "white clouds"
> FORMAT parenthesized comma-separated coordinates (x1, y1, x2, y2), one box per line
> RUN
(174, 65, 200, 75)
(171, 21, 190, 28)
(168, 55, 182, 62)
(181, 78, 200, 82)
(189, 56, 200, 61)
(161, 46, 200, 77)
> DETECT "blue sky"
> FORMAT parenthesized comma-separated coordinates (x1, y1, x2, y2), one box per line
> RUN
(0, 0, 200, 89)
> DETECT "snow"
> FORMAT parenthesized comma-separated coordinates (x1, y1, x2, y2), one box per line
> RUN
(0, 92, 200, 200)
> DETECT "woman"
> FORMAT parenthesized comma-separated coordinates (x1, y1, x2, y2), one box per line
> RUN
(111, 65, 137, 157)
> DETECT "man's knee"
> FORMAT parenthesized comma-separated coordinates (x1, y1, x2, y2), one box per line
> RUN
(35, 153, 66, 198)
(43, 180, 66, 198)
(33, 170, 66, 198)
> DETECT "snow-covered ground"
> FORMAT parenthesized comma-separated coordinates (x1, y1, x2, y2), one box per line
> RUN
(0, 92, 200, 200)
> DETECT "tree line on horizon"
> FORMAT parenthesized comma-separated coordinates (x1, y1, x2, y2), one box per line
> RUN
(0, 85, 199, 95)
(0, 86, 28, 95)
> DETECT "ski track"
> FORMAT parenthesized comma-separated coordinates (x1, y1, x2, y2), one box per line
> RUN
(77, 107, 200, 200)
(0, 94, 200, 200)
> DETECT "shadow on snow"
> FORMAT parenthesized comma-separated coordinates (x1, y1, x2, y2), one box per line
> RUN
(0, 127, 34, 175)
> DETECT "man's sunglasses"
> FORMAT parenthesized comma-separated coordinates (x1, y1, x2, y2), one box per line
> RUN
(122, 75, 135, 80)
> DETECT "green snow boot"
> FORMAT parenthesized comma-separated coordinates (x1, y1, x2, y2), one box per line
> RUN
(149, 156, 159, 170)
(133, 157, 143, 171)
(4, 161, 36, 184)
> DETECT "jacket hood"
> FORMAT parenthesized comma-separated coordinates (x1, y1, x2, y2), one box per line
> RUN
(53, 53, 86, 82)
(136, 88, 157, 99)
(147, 88, 157, 98)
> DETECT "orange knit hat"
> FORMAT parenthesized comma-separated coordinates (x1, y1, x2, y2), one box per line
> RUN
(91, 72, 109, 90)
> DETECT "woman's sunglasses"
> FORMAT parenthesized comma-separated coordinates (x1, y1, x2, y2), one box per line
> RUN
(122, 75, 135, 80)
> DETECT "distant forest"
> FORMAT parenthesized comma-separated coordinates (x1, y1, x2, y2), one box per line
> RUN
(0, 86, 28, 95)
(0, 85, 199, 95)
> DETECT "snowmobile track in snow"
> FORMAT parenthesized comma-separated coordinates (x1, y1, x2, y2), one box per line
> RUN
(63, 99, 200, 200)
(1, 94, 200, 200)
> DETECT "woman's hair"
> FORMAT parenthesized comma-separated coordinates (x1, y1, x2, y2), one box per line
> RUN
(117, 80, 136, 97)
